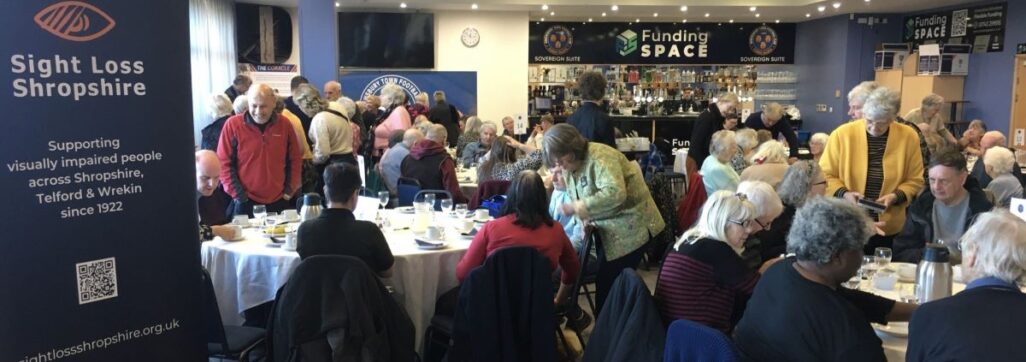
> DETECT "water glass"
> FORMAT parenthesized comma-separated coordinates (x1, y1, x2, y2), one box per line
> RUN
(253, 205, 267, 224)
(440, 199, 453, 212)
(875, 247, 892, 269)
(264, 212, 279, 227)
(423, 193, 436, 208)
(378, 191, 390, 209)
(455, 204, 469, 218)
(859, 255, 878, 279)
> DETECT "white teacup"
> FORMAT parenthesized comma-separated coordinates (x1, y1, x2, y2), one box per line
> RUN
(425, 226, 445, 240)
(474, 209, 490, 220)
(873, 271, 898, 291)
(458, 219, 475, 234)
(281, 209, 299, 222)
(283, 232, 298, 251)
(232, 215, 250, 227)
(952, 265, 964, 283)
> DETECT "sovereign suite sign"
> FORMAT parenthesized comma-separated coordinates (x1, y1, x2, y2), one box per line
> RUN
(529, 22, 796, 64)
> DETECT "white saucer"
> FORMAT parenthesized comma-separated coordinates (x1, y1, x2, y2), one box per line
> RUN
(396, 206, 415, 214)
(873, 322, 908, 338)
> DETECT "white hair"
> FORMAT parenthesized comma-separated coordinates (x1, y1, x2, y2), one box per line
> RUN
(426, 124, 448, 142)
(736, 180, 784, 220)
(209, 93, 233, 119)
(862, 87, 900, 122)
(810, 132, 829, 146)
(480, 121, 498, 134)
(847, 81, 879, 104)
(676, 191, 757, 249)
(710, 130, 737, 158)
(380, 83, 406, 107)
(735, 128, 759, 152)
(232, 95, 249, 115)
(751, 140, 789, 164)
(961, 210, 1026, 284)
(334, 97, 357, 119)
(984, 146, 1016, 176)
(921, 93, 945, 110)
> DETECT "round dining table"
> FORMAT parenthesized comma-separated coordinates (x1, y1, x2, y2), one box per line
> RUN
(200, 197, 474, 348)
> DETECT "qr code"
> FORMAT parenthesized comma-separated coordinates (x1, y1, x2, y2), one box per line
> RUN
(76, 257, 118, 304)
(951, 9, 968, 37)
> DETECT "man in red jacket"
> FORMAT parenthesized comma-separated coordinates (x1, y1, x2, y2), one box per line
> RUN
(217, 84, 303, 216)
(400, 124, 468, 203)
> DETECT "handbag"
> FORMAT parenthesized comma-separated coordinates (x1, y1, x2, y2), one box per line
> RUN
(479, 195, 506, 217)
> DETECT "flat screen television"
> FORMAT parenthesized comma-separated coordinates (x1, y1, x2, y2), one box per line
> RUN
(338, 12, 434, 68)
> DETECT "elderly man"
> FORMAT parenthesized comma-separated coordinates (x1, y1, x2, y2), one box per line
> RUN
(567, 71, 615, 147)
(224, 74, 251, 102)
(970, 131, 1023, 187)
(743, 102, 800, 160)
(500, 116, 527, 143)
(196, 150, 240, 241)
(734, 197, 916, 361)
(283, 75, 312, 139)
(893, 150, 992, 264)
(907, 210, 1026, 362)
(401, 124, 468, 203)
(848, 81, 930, 179)
(380, 128, 423, 195)
(428, 90, 459, 147)
(217, 84, 303, 216)
(461, 121, 497, 167)
(323, 80, 342, 102)
(905, 94, 957, 146)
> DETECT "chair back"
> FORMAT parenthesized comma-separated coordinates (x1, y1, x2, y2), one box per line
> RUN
(200, 268, 229, 349)
(663, 319, 739, 362)
(469, 180, 511, 209)
(674, 171, 707, 235)
(415, 189, 454, 211)
(397, 177, 422, 206)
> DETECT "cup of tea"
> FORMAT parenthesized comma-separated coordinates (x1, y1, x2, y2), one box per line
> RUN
(459, 219, 475, 233)
(232, 215, 250, 227)
(425, 226, 445, 240)
(474, 209, 490, 220)
(873, 270, 898, 291)
(281, 209, 299, 222)
(283, 232, 298, 251)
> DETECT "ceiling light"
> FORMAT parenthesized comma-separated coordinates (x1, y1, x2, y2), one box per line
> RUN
(653, 12, 658, 17)
(635, 18, 640, 22)
(704, 13, 710, 18)
(541, 17, 545, 21)
(399, 2, 406, 8)
(682, 19, 687, 23)
(817, 5, 826, 12)
(541, 4, 548, 10)
(775, 19, 780, 23)
(729, 19, 734, 23)
(588, 18, 593, 22)
(611, 5, 619, 11)
(755, 13, 760, 18)
(334, 2, 339, 6)
(680, 6, 688, 11)
(550, 11, 555, 16)
(806, 13, 811, 17)
(471, 3, 477, 10)
(832, 2, 841, 9)
(749, 6, 757, 12)
(865, 0, 871, 2)
(601, 12, 607, 17)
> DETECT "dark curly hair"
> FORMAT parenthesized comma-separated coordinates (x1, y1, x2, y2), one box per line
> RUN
(576, 71, 607, 101)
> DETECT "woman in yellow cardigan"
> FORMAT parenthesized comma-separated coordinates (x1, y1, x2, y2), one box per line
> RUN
(820, 87, 924, 254)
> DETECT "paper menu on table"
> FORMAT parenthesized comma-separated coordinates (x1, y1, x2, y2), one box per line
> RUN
(1011, 197, 1026, 222)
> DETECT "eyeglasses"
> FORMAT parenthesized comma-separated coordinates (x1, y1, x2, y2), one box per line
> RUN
(754, 218, 771, 231)
(728, 219, 753, 228)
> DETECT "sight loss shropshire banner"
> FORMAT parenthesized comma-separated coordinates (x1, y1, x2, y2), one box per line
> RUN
(529, 21, 796, 64)
(0, 1, 204, 360)
(340, 71, 478, 117)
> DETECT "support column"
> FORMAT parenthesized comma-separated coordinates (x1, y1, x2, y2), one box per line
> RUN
(298, 0, 338, 86)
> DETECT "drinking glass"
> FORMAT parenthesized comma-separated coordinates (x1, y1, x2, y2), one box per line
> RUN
(875, 247, 893, 269)
(455, 204, 469, 218)
(378, 191, 390, 209)
(264, 212, 279, 227)
(424, 193, 436, 208)
(253, 205, 267, 225)
(440, 199, 453, 212)
(859, 255, 878, 279)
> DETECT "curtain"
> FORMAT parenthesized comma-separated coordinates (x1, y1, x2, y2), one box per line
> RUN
(189, 0, 236, 145)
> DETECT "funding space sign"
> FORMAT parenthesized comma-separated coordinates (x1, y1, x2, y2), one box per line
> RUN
(529, 22, 796, 64)
(1, 1, 203, 360)
(903, 2, 1007, 53)
(339, 71, 478, 117)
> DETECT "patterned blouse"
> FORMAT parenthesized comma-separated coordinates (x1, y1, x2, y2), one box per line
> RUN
(478, 150, 543, 182)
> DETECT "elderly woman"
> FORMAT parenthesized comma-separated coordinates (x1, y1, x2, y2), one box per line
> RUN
(809, 132, 828, 162)
(730, 128, 759, 174)
(456, 116, 482, 156)
(232, 94, 249, 115)
(407, 92, 430, 119)
(373, 83, 412, 156)
(754, 161, 827, 262)
(477, 136, 541, 183)
(906, 93, 957, 147)
(736, 181, 786, 268)
(741, 141, 791, 188)
(461, 121, 497, 167)
(689, 92, 740, 167)
(544, 124, 665, 313)
(960, 119, 986, 156)
(734, 197, 917, 361)
(983, 146, 1023, 207)
(701, 130, 741, 196)
(200, 93, 234, 151)
(654, 191, 774, 332)
(821, 86, 925, 253)
(848, 81, 930, 174)
(907, 211, 1026, 361)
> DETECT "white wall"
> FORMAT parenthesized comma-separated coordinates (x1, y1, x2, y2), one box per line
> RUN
(435, 11, 528, 124)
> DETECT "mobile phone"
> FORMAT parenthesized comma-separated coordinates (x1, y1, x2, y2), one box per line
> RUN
(858, 198, 887, 213)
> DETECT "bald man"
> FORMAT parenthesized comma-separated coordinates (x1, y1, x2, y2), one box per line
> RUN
(380, 128, 424, 195)
(217, 84, 303, 217)
(197, 150, 240, 241)
(970, 131, 1024, 187)
(323, 81, 342, 102)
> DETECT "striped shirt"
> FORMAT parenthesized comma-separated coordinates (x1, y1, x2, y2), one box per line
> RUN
(864, 131, 888, 219)
(654, 237, 760, 333)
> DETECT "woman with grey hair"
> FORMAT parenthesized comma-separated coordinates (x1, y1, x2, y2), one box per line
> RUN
(848, 81, 930, 170)
(821, 86, 925, 253)
(907, 210, 1026, 361)
(809, 132, 828, 162)
(200, 93, 234, 151)
(741, 140, 790, 188)
(461, 121, 497, 167)
(566, 71, 615, 147)
(983, 146, 1023, 207)
(905, 93, 957, 146)
(734, 197, 917, 361)
(543, 124, 665, 313)
(373, 83, 412, 156)
(730, 128, 759, 174)
(700, 130, 740, 196)
(753, 161, 827, 262)
(232, 95, 248, 115)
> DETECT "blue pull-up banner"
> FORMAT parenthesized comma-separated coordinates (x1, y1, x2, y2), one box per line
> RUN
(340, 71, 478, 117)
(0, 1, 203, 360)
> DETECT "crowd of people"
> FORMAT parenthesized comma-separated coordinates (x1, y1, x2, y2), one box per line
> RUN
(194, 71, 1026, 361)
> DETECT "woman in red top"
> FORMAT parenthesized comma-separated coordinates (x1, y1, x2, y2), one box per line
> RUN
(456, 170, 581, 304)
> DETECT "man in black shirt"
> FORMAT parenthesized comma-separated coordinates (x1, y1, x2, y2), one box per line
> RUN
(297, 163, 394, 277)
(743, 102, 799, 161)
(566, 71, 615, 147)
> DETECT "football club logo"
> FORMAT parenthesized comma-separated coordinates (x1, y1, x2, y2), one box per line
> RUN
(617, 29, 638, 56)
(35, 1, 116, 42)
(543, 25, 574, 55)
(749, 25, 779, 56)
(360, 75, 423, 106)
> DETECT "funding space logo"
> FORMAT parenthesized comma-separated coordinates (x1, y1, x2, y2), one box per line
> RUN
(359, 75, 423, 105)
(617, 29, 638, 56)
(749, 25, 778, 56)
(543, 25, 574, 55)
(35, 1, 115, 42)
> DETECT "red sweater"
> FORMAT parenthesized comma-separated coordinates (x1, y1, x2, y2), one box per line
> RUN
(217, 113, 303, 204)
(457, 215, 580, 284)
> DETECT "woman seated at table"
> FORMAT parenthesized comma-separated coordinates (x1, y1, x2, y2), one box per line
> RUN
(983, 146, 1023, 208)
(733, 197, 917, 362)
(907, 210, 1026, 362)
(809, 132, 828, 162)
(736, 181, 785, 268)
(753, 161, 827, 263)
(730, 129, 759, 174)
(960, 119, 986, 156)
(476, 136, 542, 183)
(740, 141, 790, 188)
(456, 170, 580, 304)
(701, 130, 741, 196)
(654, 191, 775, 332)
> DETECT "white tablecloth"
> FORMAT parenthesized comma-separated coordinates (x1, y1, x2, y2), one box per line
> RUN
(860, 274, 970, 361)
(200, 204, 472, 348)
(457, 167, 478, 198)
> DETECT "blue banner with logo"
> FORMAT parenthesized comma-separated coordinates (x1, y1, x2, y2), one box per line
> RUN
(1, 1, 203, 360)
(529, 22, 796, 64)
(339, 71, 478, 116)
(903, 2, 1006, 53)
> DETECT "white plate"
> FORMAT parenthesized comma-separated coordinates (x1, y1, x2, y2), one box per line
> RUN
(417, 242, 448, 250)
(885, 262, 917, 282)
(473, 217, 493, 223)
(396, 206, 416, 214)
(873, 322, 908, 338)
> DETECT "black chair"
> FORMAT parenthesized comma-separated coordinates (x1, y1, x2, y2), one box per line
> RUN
(397, 177, 422, 207)
(202, 268, 265, 361)
(577, 225, 604, 315)
(555, 225, 601, 352)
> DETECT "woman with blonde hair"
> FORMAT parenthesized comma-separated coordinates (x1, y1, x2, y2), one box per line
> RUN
(457, 116, 483, 156)
(740, 141, 791, 188)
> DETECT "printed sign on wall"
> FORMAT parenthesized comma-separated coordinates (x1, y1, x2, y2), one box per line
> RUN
(1, 0, 203, 360)
(339, 71, 478, 117)
(529, 22, 796, 64)
(903, 2, 1007, 53)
